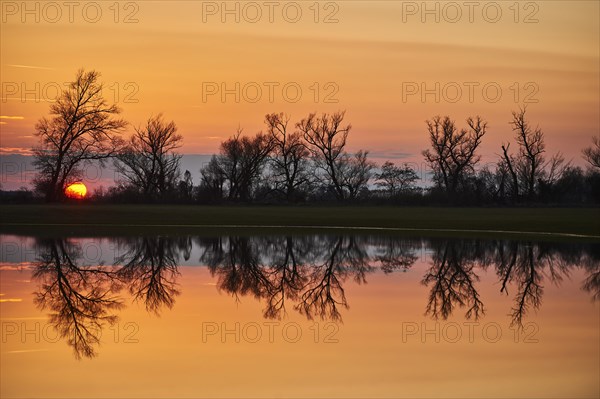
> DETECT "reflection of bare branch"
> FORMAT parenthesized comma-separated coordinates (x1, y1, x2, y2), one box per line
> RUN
(32, 239, 123, 359)
(495, 242, 548, 327)
(509, 245, 543, 327)
(115, 237, 181, 315)
(199, 235, 378, 322)
(422, 240, 484, 320)
(262, 237, 308, 319)
(203, 237, 271, 302)
(374, 237, 419, 273)
(295, 236, 374, 322)
(582, 261, 600, 301)
(30, 233, 598, 360)
(497, 241, 519, 295)
(340, 236, 375, 284)
(296, 238, 347, 322)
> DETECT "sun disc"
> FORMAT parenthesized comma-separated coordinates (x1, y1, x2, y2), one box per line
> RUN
(65, 182, 87, 199)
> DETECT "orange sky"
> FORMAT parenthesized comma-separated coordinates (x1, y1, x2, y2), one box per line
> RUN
(1, 1, 599, 167)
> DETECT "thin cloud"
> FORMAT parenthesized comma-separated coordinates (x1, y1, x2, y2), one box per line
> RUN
(0, 147, 34, 155)
(368, 150, 414, 160)
(0, 116, 25, 120)
(4, 349, 51, 354)
(7, 64, 55, 70)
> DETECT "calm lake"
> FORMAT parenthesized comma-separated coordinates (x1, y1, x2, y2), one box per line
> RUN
(1, 233, 599, 398)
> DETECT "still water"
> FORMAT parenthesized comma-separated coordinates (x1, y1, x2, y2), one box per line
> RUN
(1, 234, 599, 398)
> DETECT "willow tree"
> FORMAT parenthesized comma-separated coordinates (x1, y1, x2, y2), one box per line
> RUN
(33, 69, 126, 201)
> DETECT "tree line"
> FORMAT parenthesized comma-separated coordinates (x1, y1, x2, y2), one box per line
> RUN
(25, 69, 600, 204)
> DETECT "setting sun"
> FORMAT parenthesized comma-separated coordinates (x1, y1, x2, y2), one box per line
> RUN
(65, 182, 87, 199)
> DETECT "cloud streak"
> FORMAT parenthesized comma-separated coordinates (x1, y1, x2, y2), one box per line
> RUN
(0, 116, 25, 120)
(0, 147, 34, 155)
(6, 64, 55, 70)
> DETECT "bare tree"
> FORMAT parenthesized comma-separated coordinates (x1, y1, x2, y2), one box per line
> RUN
(33, 69, 126, 201)
(198, 155, 227, 201)
(375, 161, 419, 196)
(297, 111, 351, 200)
(510, 108, 545, 198)
(115, 114, 182, 199)
(583, 136, 600, 169)
(501, 108, 568, 200)
(178, 170, 194, 200)
(217, 129, 273, 201)
(422, 115, 486, 195)
(265, 113, 311, 201)
(340, 150, 375, 199)
(500, 143, 520, 200)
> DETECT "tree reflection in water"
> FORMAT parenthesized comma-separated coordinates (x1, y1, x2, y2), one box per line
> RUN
(115, 236, 188, 314)
(33, 238, 124, 359)
(422, 239, 485, 320)
(30, 235, 600, 358)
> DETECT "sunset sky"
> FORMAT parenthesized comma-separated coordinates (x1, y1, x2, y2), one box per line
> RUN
(1, 1, 599, 180)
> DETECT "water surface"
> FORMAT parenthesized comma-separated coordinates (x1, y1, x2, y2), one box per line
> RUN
(1, 234, 598, 398)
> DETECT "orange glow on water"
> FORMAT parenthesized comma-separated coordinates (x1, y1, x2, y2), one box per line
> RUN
(65, 182, 87, 199)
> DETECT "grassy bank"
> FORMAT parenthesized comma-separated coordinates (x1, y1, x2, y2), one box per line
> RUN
(0, 204, 598, 239)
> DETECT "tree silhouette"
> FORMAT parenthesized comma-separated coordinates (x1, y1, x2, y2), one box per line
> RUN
(422, 115, 486, 195)
(297, 111, 353, 200)
(500, 108, 568, 200)
(115, 114, 183, 199)
(265, 113, 312, 202)
(582, 136, 600, 169)
(198, 155, 227, 202)
(375, 161, 420, 197)
(339, 150, 376, 200)
(217, 130, 274, 201)
(33, 69, 126, 201)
